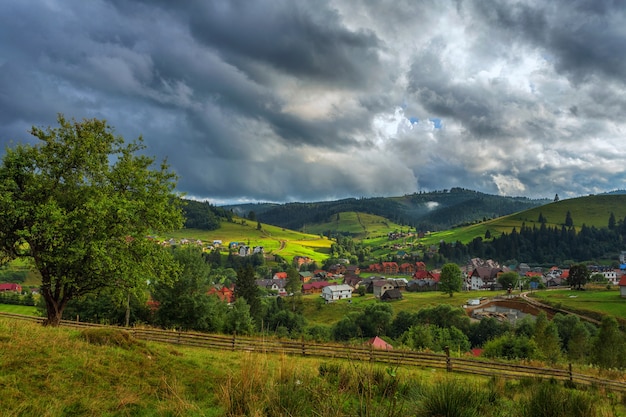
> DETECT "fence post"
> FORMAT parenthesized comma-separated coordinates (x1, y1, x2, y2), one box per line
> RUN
(444, 346, 452, 372)
(569, 363, 573, 383)
(301, 337, 306, 356)
(232, 333, 236, 351)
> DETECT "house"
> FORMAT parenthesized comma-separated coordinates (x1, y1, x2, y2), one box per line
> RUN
(253, 246, 264, 254)
(238, 245, 250, 256)
(0, 283, 22, 293)
(343, 274, 362, 287)
(207, 286, 235, 303)
(299, 271, 313, 283)
(328, 264, 347, 275)
(381, 288, 403, 301)
(366, 336, 393, 350)
(321, 284, 353, 302)
(255, 279, 287, 294)
(406, 279, 438, 292)
(372, 280, 395, 298)
(302, 281, 330, 294)
(345, 265, 361, 275)
(413, 269, 436, 280)
(620, 275, 626, 298)
(273, 272, 288, 280)
(382, 262, 399, 274)
(399, 263, 415, 275)
(293, 256, 312, 267)
(469, 267, 503, 290)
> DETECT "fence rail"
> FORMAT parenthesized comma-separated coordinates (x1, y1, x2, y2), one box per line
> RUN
(2, 312, 625, 393)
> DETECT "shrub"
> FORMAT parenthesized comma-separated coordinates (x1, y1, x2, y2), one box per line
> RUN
(520, 381, 598, 417)
(417, 378, 485, 417)
(79, 328, 143, 350)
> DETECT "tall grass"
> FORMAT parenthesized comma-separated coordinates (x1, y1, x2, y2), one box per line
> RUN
(1, 317, 624, 416)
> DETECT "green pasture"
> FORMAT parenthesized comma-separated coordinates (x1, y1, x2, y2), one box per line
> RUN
(301, 289, 499, 326)
(530, 287, 626, 318)
(411, 194, 626, 246)
(0, 303, 38, 315)
(166, 219, 333, 263)
(304, 211, 405, 240)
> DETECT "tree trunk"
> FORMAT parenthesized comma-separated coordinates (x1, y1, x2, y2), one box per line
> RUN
(41, 290, 65, 326)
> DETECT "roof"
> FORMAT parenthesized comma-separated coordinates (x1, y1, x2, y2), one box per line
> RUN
(302, 281, 330, 290)
(381, 288, 403, 300)
(366, 336, 393, 350)
(0, 283, 21, 291)
(324, 284, 353, 292)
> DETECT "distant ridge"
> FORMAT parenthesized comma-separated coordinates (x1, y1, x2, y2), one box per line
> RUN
(223, 188, 550, 233)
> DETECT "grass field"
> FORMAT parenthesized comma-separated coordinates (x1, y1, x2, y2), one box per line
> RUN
(529, 287, 626, 318)
(304, 211, 405, 239)
(2, 317, 624, 416)
(0, 304, 38, 315)
(301, 289, 500, 325)
(166, 218, 333, 263)
(416, 194, 626, 246)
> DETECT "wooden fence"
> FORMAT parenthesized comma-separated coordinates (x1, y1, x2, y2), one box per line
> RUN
(2, 312, 625, 393)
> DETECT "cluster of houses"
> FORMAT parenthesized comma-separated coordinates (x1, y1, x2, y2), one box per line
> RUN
(204, 256, 626, 305)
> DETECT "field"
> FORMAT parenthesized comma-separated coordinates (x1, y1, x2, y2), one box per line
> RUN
(301, 289, 501, 325)
(529, 287, 626, 318)
(166, 218, 333, 263)
(412, 194, 626, 246)
(0, 304, 38, 315)
(303, 211, 405, 239)
(1, 317, 624, 416)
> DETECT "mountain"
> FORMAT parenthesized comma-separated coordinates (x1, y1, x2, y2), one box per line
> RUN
(224, 188, 550, 234)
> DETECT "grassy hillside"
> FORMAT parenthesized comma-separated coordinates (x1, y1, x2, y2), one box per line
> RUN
(303, 211, 406, 239)
(167, 218, 333, 263)
(2, 317, 624, 416)
(417, 194, 626, 246)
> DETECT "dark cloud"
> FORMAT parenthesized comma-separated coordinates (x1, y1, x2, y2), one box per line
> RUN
(1, 0, 626, 203)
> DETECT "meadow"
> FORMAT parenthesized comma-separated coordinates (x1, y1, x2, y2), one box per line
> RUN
(412, 194, 626, 246)
(1, 317, 624, 416)
(529, 287, 626, 319)
(166, 219, 333, 263)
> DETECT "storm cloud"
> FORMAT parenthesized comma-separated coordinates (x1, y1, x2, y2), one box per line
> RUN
(1, 0, 625, 204)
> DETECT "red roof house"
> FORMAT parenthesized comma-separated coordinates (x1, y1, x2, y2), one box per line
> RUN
(0, 283, 22, 293)
(366, 336, 393, 350)
(619, 275, 626, 298)
(207, 286, 235, 303)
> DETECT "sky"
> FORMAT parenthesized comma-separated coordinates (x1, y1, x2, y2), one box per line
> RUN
(1, 0, 626, 205)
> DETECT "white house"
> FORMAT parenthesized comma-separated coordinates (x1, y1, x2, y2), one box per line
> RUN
(321, 284, 353, 302)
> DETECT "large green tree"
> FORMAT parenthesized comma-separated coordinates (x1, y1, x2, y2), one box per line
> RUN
(152, 246, 227, 332)
(568, 263, 590, 290)
(439, 263, 463, 297)
(0, 116, 183, 325)
(234, 265, 262, 326)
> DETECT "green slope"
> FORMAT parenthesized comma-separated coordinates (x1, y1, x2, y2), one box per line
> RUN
(419, 194, 626, 246)
(303, 211, 406, 239)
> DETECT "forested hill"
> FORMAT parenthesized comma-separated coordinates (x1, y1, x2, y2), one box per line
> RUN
(225, 188, 550, 232)
(181, 199, 232, 230)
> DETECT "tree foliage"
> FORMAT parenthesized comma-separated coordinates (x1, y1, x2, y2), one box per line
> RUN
(151, 247, 226, 332)
(0, 116, 183, 325)
(234, 265, 262, 326)
(568, 264, 590, 290)
(439, 263, 463, 297)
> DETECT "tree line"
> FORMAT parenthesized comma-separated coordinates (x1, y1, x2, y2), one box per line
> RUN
(438, 212, 626, 265)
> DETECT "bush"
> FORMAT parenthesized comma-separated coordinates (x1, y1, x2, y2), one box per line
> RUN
(520, 381, 598, 417)
(417, 378, 485, 417)
(79, 328, 144, 350)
